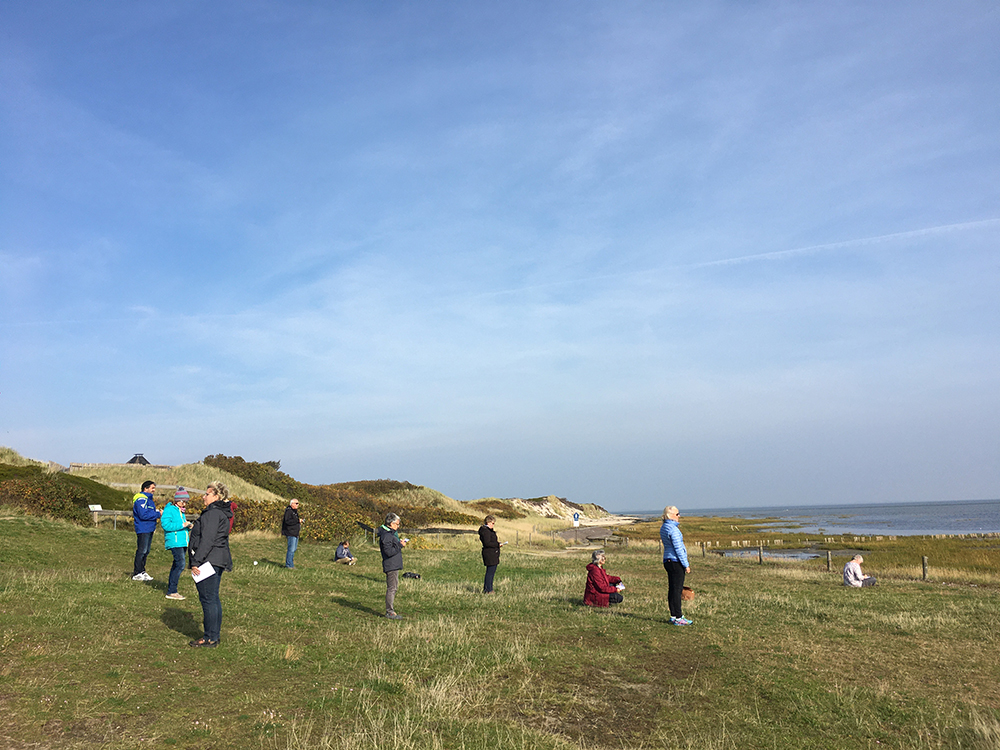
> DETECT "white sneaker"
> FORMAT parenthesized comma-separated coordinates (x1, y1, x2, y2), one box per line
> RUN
(165, 593, 185, 600)
(131, 574, 145, 581)
(141, 572, 154, 581)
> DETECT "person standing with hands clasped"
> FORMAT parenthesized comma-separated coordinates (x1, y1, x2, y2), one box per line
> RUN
(188, 481, 233, 648)
(660, 505, 692, 626)
(478, 515, 506, 594)
(378, 513, 408, 620)
(282, 499, 301, 569)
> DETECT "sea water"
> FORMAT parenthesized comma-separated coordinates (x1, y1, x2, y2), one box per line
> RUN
(621, 498, 1000, 537)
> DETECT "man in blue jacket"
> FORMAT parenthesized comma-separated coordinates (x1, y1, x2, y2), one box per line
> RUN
(132, 480, 161, 581)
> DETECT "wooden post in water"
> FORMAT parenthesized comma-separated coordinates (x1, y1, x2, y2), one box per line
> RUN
(922, 556, 929, 580)
(827, 551, 832, 572)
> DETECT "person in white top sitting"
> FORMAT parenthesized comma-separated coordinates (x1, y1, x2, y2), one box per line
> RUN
(843, 554, 876, 587)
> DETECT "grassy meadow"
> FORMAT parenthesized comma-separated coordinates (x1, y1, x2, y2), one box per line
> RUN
(2, 511, 1000, 750)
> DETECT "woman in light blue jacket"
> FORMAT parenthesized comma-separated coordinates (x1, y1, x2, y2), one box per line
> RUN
(660, 505, 691, 626)
(161, 489, 193, 600)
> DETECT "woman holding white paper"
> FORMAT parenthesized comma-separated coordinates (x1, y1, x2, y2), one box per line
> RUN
(188, 481, 233, 648)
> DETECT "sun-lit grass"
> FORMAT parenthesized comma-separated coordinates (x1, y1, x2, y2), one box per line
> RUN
(66, 461, 288, 505)
(0, 446, 50, 468)
(3, 514, 1000, 749)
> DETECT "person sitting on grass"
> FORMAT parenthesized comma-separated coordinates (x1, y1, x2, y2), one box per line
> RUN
(584, 549, 624, 607)
(843, 554, 877, 587)
(334, 540, 356, 565)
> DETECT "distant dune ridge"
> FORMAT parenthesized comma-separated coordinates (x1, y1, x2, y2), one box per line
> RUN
(2, 447, 612, 524)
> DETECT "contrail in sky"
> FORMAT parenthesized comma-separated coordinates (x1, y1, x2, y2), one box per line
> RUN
(485, 218, 999, 297)
(692, 218, 1000, 269)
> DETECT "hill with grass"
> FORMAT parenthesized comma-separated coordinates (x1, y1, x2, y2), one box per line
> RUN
(2, 447, 611, 540)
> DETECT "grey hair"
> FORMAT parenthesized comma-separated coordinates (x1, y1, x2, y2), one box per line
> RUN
(385, 512, 401, 525)
(853, 554, 864, 562)
(662, 505, 679, 520)
(591, 549, 606, 564)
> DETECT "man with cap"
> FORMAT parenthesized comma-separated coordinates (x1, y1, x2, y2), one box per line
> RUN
(161, 487, 194, 599)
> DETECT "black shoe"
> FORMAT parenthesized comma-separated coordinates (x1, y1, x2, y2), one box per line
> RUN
(188, 637, 218, 648)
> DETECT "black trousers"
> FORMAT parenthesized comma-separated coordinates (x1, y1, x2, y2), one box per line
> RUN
(663, 559, 686, 619)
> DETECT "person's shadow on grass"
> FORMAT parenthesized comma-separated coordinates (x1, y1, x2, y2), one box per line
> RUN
(330, 596, 384, 617)
(161, 607, 201, 639)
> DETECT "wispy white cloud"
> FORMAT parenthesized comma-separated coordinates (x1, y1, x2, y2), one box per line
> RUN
(2, 1, 999, 506)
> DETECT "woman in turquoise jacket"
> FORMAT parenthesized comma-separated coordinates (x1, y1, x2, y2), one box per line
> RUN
(161, 489, 193, 600)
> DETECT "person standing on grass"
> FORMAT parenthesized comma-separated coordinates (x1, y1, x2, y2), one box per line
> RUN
(131, 480, 160, 581)
(478, 515, 506, 594)
(161, 487, 193, 600)
(334, 540, 356, 565)
(281, 499, 301, 569)
(584, 549, 624, 607)
(188, 481, 233, 648)
(843, 554, 877, 587)
(378, 512, 408, 620)
(660, 505, 692, 626)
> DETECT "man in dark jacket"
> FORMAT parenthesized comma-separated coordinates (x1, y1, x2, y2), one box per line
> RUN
(378, 512, 407, 620)
(281, 499, 301, 569)
(131, 480, 161, 581)
(188, 481, 233, 647)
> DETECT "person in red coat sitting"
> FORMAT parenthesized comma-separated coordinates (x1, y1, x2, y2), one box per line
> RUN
(584, 549, 624, 607)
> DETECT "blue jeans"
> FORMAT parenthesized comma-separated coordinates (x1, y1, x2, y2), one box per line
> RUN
(133, 533, 153, 576)
(483, 565, 497, 593)
(285, 535, 298, 568)
(195, 569, 224, 642)
(167, 547, 186, 594)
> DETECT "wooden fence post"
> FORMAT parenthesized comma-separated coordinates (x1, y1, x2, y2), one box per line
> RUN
(758, 546, 763, 564)
(826, 551, 832, 572)
(922, 556, 929, 580)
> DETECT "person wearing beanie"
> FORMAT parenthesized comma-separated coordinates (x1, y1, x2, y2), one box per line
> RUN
(161, 487, 193, 599)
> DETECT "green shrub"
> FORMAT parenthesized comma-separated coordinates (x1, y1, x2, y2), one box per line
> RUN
(0, 476, 92, 525)
(0, 464, 131, 524)
(203, 454, 311, 500)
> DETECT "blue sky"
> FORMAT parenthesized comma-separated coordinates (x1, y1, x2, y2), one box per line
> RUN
(2, 2, 998, 511)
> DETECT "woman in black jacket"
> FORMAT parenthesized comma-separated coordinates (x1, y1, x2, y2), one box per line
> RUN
(188, 481, 233, 647)
(478, 515, 505, 593)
